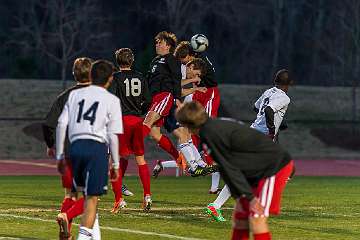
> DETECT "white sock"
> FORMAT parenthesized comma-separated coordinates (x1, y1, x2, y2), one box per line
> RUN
(213, 185, 231, 209)
(178, 142, 197, 170)
(92, 214, 101, 240)
(78, 226, 93, 240)
(162, 160, 177, 168)
(210, 172, 221, 192)
(188, 140, 206, 167)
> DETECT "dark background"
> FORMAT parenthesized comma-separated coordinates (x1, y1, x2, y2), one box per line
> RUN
(1, 0, 360, 87)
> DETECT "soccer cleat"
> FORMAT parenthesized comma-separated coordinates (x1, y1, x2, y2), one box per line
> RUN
(188, 166, 208, 177)
(152, 160, 163, 178)
(143, 195, 152, 211)
(205, 203, 226, 222)
(122, 184, 134, 196)
(111, 199, 127, 214)
(205, 164, 220, 174)
(56, 212, 72, 240)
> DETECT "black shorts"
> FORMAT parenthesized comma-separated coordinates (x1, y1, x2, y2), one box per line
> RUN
(163, 102, 180, 133)
(70, 139, 109, 196)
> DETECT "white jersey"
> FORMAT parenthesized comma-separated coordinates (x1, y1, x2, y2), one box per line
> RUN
(250, 87, 290, 135)
(181, 63, 194, 102)
(58, 85, 123, 144)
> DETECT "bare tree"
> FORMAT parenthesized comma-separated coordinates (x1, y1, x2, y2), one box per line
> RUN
(12, 0, 109, 89)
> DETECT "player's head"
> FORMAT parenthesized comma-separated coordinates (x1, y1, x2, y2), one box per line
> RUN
(90, 60, 116, 88)
(186, 58, 207, 79)
(273, 69, 293, 91)
(115, 48, 134, 69)
(72, 57, 93, 83)
(155, 31, 177, 55)
(176, 101, 208, 132)
(174, 41, 195, 64)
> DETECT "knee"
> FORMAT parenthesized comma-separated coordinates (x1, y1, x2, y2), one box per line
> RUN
(232, 211, 249, 229)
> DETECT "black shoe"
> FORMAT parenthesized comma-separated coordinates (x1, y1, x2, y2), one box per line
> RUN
(205, 164, 219, 174)
(152, 160, 163, 178)
(189, 166, 208, 177)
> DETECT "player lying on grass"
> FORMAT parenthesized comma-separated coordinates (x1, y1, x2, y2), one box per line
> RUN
(205, 69, 293, 222)
(108, 48, 153, 212)
(56, 60, 122, 240)
(176, 101, 294, 240)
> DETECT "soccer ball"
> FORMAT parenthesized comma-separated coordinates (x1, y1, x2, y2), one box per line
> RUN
(190, 34, 209, 52)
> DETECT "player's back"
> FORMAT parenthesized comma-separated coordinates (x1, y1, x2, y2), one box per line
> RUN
(65, 85, 122, 143)
(251, 87, 290, 135)
(109, 70, 150, 116)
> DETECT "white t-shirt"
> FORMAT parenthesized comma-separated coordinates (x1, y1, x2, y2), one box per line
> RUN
(250, 87, 290, 135)
(58, 85, 123, 144)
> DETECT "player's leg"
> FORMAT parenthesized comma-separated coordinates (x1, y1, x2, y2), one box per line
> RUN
(135, 155, 152, 210)
(110, 157, 128, 213)
(232, 198, 250, 240)
(206, 184, 231, 222)
(78, 196, 98, 240)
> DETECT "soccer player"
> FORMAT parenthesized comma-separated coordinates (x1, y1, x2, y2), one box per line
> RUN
(175, 41, 222, 192)
(43, 57, 93, 239)
(134, 31, 183, 165)
(176, 101, 294, 240)
(56, 60, 122, 240)
(205, 69, 293, 222)
(108, 48, 152, 212)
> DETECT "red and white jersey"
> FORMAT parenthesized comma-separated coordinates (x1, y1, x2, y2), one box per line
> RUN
(251, 87, 290, 135)
(58, 85, 123, 144)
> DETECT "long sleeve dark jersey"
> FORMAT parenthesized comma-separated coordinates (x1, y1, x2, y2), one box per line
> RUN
(42, 84, 89, 149)
(147, 53, 182, 99)
(108, 70, 151, 116)
(196, 54, 218, 88)
(199, 118, 291, 200)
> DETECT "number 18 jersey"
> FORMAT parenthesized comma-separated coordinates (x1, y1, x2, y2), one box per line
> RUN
(108, 70, 151, 116)
(251, 87, 290, 135)
(58, 85, 123, 144)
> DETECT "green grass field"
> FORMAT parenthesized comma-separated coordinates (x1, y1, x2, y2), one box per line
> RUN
(0, 176, 359, 240)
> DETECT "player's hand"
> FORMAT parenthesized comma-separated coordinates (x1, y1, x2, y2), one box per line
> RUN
(110, 167, 119, 182)
(196, 87, 207, 93)
(56, 158, 66, 175)
(249, 197, 264, 216)
(47, 147, 55, 158)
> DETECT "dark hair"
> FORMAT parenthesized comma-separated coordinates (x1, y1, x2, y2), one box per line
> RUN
(174, 41, 195, 59)
(90, 60, 115, 86)
(72, 57, 93, 83)
(186, 58, 207, 76)
(176, 101, 208, 130)
(115, 48, 134, 68)
(155, 31, 177, 53)
(273, 69, 293, 86)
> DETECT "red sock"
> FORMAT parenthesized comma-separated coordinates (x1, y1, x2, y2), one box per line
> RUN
(254, 232, 271, 240)
(60, 197, 75, 213)
(120, 158, 128, 177)
(142, 124, 151, 138)
(111, 168, 123, 202)
(232, 229, 249, 240)
(66, 197, 84, 221)
(158, 135, 179, 160)
(138, 164, 151, 196)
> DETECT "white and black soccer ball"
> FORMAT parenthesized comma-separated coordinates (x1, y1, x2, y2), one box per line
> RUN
(190, 34, 209, 52)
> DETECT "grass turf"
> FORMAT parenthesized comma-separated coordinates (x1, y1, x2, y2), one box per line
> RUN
(0, 176, 359, 240)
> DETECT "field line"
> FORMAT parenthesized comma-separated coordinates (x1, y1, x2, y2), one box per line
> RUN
(0, 214, 206, 240)
(0, 160, 56, 168)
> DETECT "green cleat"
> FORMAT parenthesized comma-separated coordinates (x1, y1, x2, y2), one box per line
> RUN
(205, 203, 226, 222)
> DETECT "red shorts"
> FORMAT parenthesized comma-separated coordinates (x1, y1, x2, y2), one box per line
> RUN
(234, 160, 294, 217)
(61, 158, 73, 189)
(148, 92, 174, 127)
(193, 87, 220, 117)
(119, 115, 144, 157)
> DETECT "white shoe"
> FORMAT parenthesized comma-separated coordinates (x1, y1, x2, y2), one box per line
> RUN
(122, 184, 134, 196)
(111, 198, 127, 213)
(143, 195, 152, 211)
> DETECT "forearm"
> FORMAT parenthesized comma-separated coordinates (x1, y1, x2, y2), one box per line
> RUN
(181, 88, 196, 97)
(264, 106, 275, 135)
(181, 78, 195, 86)
(55, 124, 67, 160)
(108, 133, 120, 169)
(42, 124, 55, 148)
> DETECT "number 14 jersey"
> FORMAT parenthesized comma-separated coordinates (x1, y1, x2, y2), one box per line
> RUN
(58, 85, 123, 144)
(109, 70, 151, 117)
